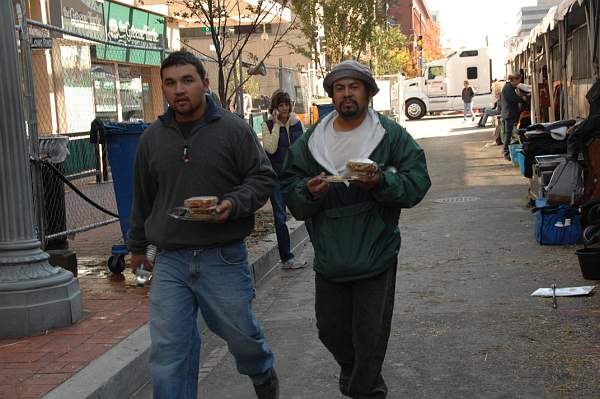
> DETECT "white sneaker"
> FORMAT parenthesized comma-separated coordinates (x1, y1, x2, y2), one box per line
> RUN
(281, 258, 306, 269)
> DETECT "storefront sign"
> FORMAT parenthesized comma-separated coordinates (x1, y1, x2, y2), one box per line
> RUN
(95, 0, 165, 66)
(31, 37, 53, 49)
(61, 0, 106, 41)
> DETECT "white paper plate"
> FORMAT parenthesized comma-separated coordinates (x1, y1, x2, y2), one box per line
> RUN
(168, 207, 219, 221)
(321, 175, 360, 183)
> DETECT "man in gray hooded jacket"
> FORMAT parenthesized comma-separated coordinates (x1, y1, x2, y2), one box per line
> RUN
(128, 51, 278, 399)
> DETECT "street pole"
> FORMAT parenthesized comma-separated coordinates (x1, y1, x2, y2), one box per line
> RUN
(419, 13, 423, 75)
(279, 58, 284, 90)
(0, 1, 81, 338)
(16, 2, 46, 249)
(236, 52, 244, 117)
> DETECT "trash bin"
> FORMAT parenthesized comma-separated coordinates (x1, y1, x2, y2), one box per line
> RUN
(38, 135, 70, 250)
(103, 122, 148, 273)
(316, 104, 335, 120)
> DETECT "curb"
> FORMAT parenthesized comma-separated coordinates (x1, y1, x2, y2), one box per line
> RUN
(43, 220, 309, 399)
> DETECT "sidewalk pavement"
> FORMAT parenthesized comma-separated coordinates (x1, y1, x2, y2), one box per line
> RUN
(192, 127, 600, 398)
(0, 221, 147, 399)
(0, 203, 297, 399)
(0, 278, 147, 398)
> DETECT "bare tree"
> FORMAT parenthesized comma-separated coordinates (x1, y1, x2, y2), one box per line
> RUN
(291, 0, 376, 71)
(169, 0, 297, 107)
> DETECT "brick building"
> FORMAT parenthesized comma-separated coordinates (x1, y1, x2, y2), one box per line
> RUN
(387, 0, 441, 73)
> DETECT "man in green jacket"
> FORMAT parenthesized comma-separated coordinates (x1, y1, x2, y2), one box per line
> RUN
(281, 60, 431, 398)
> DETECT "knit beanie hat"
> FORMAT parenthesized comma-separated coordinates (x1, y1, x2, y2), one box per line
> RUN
(323, 60, 379, 97)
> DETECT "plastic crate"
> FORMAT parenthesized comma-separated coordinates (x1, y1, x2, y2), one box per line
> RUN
(517, 149, 526, 175)
(509, 143, 522, 166)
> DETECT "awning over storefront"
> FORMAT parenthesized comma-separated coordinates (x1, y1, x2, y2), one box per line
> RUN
(555, 0, 586, 20)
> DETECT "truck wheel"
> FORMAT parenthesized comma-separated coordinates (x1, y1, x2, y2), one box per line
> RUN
(405, 99, 426, 120)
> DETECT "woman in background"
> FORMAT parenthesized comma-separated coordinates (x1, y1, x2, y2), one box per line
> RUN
(262, 90, 306, 269)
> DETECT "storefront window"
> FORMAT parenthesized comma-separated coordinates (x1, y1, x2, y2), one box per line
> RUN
(92, 63, 118, 122)
(119, 66, 144, 121)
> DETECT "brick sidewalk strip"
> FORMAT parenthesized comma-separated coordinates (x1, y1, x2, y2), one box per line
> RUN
(68, 221, 123, 259)
(0, 273, 149, 399)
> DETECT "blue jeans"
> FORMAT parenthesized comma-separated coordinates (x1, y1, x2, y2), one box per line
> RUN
(477, 107, 500, 127)
(270, 180, 293, 262)
(149, 242, 274, 399)
(463, 102, 474, 118)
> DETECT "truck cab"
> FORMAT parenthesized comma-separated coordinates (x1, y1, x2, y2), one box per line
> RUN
(404, 48, 494, 120)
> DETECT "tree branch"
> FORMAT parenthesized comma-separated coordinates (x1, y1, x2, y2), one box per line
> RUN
(179, 40, 218, 62)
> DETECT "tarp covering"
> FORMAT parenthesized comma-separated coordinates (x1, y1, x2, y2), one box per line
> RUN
(510, 0, 587, 59)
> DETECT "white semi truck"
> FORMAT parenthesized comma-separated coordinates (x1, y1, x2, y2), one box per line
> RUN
(404, 48, 494, 120)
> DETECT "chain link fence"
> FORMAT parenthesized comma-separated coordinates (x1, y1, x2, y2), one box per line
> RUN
(17, 14, 166, 249)
(196, 56, 314, 138)
(18, 12, 404, 253)
(19, 16, 313, 250)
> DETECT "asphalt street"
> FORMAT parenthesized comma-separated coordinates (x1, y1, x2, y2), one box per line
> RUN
(133, 116, 599, 399)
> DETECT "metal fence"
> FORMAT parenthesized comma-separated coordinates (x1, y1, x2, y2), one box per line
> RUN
(17, 9, 316, 250)
(195, 56, 315, 134)
(16, 10, 167, 249)
(17, 8, 407, 252)
(373, 74, 406, 124)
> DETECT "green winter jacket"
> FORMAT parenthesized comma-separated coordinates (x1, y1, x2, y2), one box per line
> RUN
(281, 112, 431, 282)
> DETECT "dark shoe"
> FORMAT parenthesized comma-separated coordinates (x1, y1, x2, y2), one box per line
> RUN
(504, 154, 511, 161)
(254, 369, 279, 399)
(339, 373, 350, 396)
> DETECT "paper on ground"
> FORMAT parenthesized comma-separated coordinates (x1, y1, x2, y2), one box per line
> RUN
(530, 286, 595, 297)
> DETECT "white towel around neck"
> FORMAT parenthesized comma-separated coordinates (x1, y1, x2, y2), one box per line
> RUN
(308, 108, 386, 176)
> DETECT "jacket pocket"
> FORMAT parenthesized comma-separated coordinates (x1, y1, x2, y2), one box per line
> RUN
(311, 201, 395, 280)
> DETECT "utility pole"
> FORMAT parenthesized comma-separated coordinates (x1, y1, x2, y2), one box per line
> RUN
(0, 1, 81, 337)
(418, 12, 424, 74)
(236, 52, 245, 117)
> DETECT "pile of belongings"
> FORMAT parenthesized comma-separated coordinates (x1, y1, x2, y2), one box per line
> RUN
(518, 119, 577, 179)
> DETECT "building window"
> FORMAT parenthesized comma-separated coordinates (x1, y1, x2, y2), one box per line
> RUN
(92, 64, 118, 122)
(119, 66, 145, 122)
(428, 65, 444, 80)
(460, 50, 479, 57)
(467, 67, 478, 79)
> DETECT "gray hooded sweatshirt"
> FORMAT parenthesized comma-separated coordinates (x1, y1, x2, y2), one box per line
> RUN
(127, 96, 275, 254)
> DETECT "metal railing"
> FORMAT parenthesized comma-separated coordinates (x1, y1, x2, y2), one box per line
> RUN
(16, 6, 166, 249)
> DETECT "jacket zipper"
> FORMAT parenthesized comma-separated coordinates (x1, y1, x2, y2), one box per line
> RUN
(169, 124, 190, 164)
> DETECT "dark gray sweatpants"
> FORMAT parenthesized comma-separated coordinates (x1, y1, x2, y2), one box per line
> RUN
(315, 263, 397, 399)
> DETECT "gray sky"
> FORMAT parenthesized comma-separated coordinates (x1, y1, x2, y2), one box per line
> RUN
(426, 0, 538, 78)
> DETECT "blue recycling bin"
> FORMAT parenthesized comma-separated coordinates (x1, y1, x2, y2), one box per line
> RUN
(104, 122, 149, 273)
